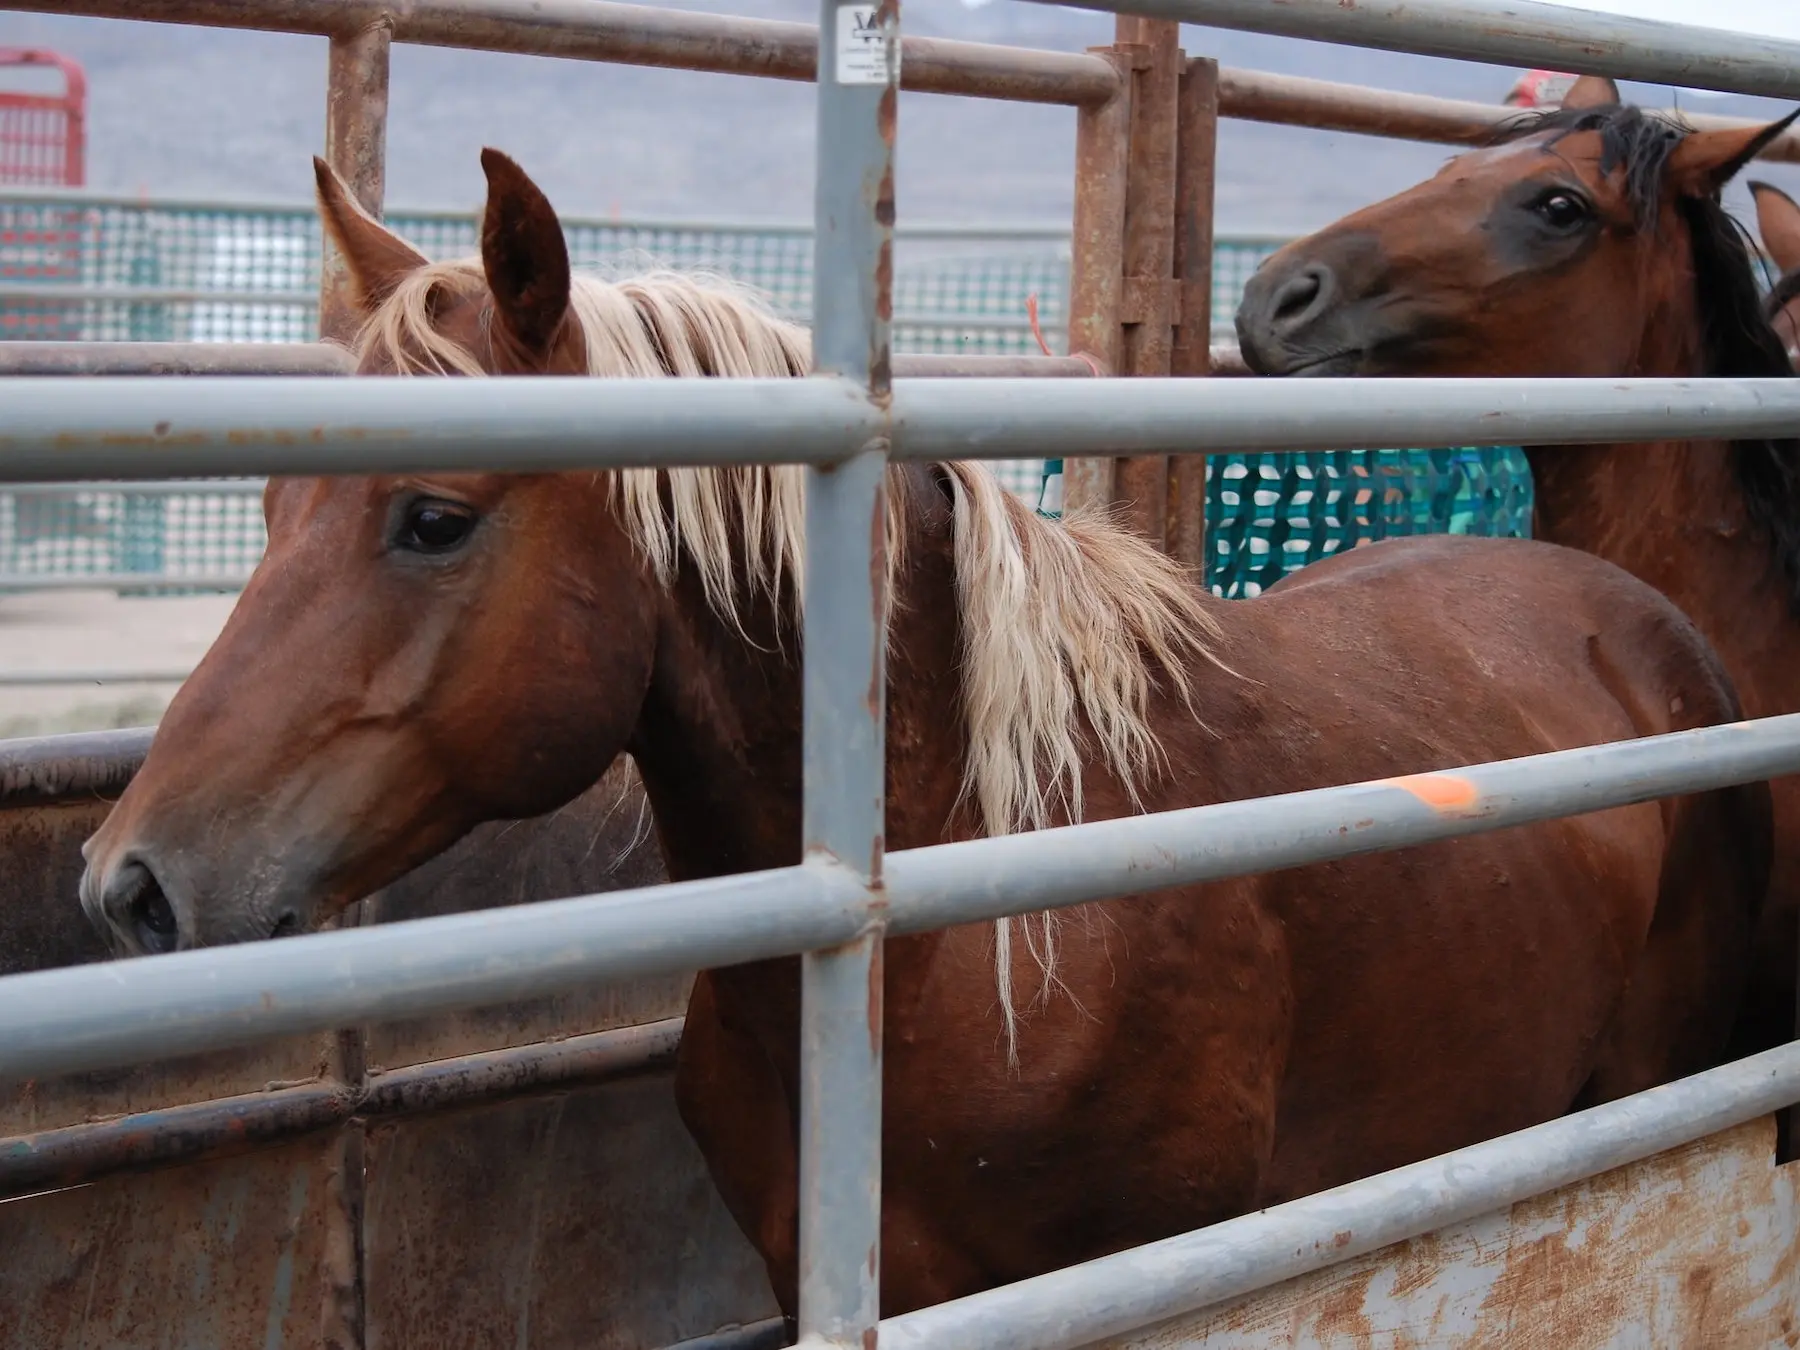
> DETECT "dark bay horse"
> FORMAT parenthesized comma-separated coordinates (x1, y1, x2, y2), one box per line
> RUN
(1751, 177, 1800, 363)
(1236, 78, 1800, 1056)
(80, 148, 1769, 1320)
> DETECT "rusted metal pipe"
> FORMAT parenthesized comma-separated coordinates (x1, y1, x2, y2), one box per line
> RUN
(1168, 55, 1221, 570)
(1062, 50, 1132, 513)
(6, 0, 1121, 107)
(0, 726, 151, 806)
(0, 344, 1094, 379)
(0, 1017, 684, 1200)
(321, 17, 393, 344)
(0, 341, 355, 376)
(1215, 66, 1800, 164)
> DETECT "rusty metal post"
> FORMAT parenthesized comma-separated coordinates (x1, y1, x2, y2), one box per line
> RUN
(1167, 55, 1219, 572)
(320, 22, 391, 1347)
(1108, 16, 1182, 548)
(319, 18, 393, 345)
(1062, 51, 1131, 514)
(799, 0, 897, 1341)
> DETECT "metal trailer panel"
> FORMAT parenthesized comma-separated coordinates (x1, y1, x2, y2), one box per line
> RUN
(362, 1073, 778, 1350)
(0, 1133, 346, 1350)
(3, 374, 1800, 480)
(1090, 1115, 1797, 1349)
(1019, 0, 1800, 102)
(880, 1039, 1800, 1350)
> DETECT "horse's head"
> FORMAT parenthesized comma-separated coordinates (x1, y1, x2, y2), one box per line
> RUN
(79, 151, 676, 953)
(1751, 179, 1800, 365)
(1236, 75, 1800, 379)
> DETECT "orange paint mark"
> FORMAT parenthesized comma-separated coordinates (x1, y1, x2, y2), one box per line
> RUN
(1382, 773, 1481, 813)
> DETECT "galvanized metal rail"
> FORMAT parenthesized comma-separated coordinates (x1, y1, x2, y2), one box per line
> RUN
(0, 373, 1792, 480)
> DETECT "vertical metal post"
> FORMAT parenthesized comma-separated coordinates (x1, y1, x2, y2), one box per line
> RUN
(1111, 17, 1182, 548)
(1062, 54, 1131, 515)
(802, 0, 897, 1342)
(320, 19, 392, 344)
(1168, 55, 1220, 571)
(320, 21, 391, 1349)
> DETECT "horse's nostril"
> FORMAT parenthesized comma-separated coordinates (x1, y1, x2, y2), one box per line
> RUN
(126, 872, 179, 954)
(1272, 268, 1325, 322)
(271, 910, 302, 939)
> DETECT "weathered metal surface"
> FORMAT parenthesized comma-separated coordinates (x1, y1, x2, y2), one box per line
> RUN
(0, 340, 357, 376)
(0, 344, 1095, 380)
(1111, 18, 1182, 550)
(1213, 67, 1800, 164)
(1062, 50, 1132, 514)
(320, 16, 392, 344)
(1094, 1116, 1798, 1348)
(7, 0, 1120, 107)
(363, 1072, 779, 1349)
(0, 1134, 344, 1349)
(1166, 54, 1218, 570)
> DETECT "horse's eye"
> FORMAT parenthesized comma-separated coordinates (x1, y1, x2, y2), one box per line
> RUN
(1533, 191, 1590, 229)
(397, 499, 477, 554)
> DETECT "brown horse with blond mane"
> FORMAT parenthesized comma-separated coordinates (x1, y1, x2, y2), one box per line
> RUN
(1237, 77, 1800, 1056)
(81, 148, 1769, 1322)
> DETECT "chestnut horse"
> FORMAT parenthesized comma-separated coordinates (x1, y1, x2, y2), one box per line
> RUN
(81, 149, 1769, 1322)
(1751, 177, 1800, 363)
(1236, 79, 1800, 1056)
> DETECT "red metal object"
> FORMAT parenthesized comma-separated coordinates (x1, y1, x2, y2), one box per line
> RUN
(0, 50, 88, 340)
(0, 48, 86, 186)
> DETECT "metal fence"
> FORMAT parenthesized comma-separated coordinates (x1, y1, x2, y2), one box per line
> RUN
(3, 0, 1800, 1347)
(0, 189, 1536, 598)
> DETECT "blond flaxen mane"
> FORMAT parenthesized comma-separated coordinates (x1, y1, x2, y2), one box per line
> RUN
(354, 261, 1228, 1063)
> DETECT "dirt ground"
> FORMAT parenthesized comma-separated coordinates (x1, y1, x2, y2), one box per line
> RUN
(0, 588, 238, 739)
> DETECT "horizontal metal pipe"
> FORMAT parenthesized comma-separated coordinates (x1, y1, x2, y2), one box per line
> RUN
(1022, 0, 1800, 101)
(0, 345, 1089, 382)
(5, 0, 1120, 106)
(1, 713, 1798, 1082)
(0, 668, 197, 685)
(0, 1018, 682, 1199)
(0, 342, 354, 378)
(0, 862, 865, 1082)
(0, 577, 250, 596)
(1215, 67, 1800, 164)
(0, 726, 152, 806)
(0, 479, 262, 496)
(0, 375, 1794, 480)
(880, 1037, 1800, 1350)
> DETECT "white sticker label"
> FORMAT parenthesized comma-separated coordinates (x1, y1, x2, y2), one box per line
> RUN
(835, 4, 898, 86)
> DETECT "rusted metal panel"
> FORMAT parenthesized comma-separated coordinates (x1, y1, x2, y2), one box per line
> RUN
(0, 1133, 344, 1349)
(1095, 1115, 1799, 1348)
(363, 1072, 779, 1350)
(1166, 55, 1219, 571)
(1063, 50, 1132, 514)
(0, 340, 357, 376)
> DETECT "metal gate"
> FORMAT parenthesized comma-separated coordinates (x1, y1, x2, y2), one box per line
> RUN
(2, 0, 1800, 1348)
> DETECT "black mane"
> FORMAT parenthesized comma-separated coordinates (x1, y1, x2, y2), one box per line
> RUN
(1494, 104, 1800, 607)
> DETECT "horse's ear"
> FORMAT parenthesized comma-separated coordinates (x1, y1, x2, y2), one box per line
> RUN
(1751, 180, 1800, 276)
(1559, 75, 1621, 110)
(1668, 111, 1800, 199)
(312, 156, 427, 312)
(478, 147, 571, 356)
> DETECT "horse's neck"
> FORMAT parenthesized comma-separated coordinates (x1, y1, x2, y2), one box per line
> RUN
(627, 470, 970, 886)
(627, 469, 967, 1072)
(1523, 294, 1792, 708)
